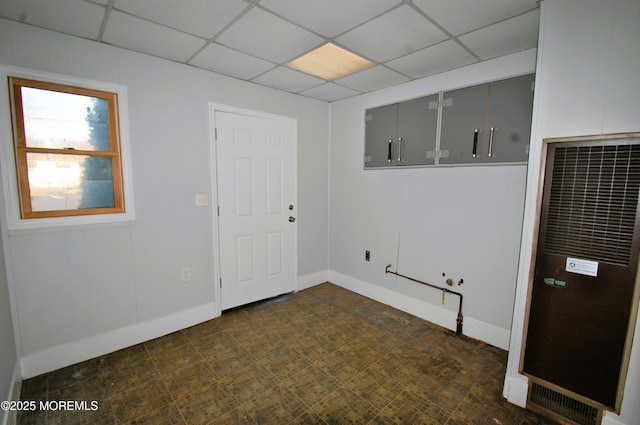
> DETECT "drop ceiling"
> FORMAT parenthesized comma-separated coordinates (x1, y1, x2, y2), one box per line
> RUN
(0, 0, 540, 102)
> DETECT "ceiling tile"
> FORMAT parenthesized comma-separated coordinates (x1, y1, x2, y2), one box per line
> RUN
(459, 9, 540, 60)
(386, 40, 478, 79)
(259, 0, 399, 38)
(113, 0, 248, 39)
(413, 0, 538, 36)
(336, 65, 410, 93)
(189, 43, 275, 80)
(336, 5, 448, 62)
(251, 66, 325, 93)
(299, 83, 362, 102)
(216, 7, 324, 64)
(103, 10, 206, 62)
(0, 0, 105, 40)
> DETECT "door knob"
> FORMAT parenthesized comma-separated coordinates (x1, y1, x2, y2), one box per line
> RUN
(288, 216, 296, 222)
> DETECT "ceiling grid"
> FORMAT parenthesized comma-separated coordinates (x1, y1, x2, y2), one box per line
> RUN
(0, 0, 540, 101)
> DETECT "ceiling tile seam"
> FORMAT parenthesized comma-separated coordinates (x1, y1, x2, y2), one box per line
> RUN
(404, 1, 481, 62)
(256, 1, 406, 42)
(185, 3, 260, 65)
(247, 5, 340, 66)
(253, 3, 330, 41)
(455, 6, 541, 39)
(95, 0, 113, 43)
(203, 39, 284, 70)
(249, 65, 328, 89)
(106, 6, 215, 43)
(255, 0, 407, 50)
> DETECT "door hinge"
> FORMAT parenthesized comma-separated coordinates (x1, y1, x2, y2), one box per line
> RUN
(217, 206, 220, 216)
(215, 128, 218, 141)
(219, 278, 222, 288)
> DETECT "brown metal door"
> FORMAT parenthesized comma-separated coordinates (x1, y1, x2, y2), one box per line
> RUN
(522, 138, 640, 410)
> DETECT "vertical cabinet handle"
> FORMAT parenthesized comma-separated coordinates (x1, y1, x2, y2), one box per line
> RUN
(472, 129, 479, 158)
(488, 127, 495, 157)
(397, 137, 403, 162)
(387, 139, 392, 162)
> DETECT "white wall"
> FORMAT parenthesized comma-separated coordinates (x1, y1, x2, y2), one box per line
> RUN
(0, 19, 329, 377)
(0, 224, 18, 425)
(504, 1, 640, 424)
(328, 49, 537, 349)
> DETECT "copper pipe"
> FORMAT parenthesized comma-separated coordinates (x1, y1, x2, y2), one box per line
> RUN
(385, 264, 464, 336)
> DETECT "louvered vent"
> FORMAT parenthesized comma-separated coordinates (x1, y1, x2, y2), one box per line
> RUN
(529, 382, 601, 425)
(544, 143, 640, 265)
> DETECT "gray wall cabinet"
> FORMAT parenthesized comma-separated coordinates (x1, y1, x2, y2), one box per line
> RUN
(364, 94, 439, 167)
(440, 74, 535, 165)
(364, 74, 534, 168)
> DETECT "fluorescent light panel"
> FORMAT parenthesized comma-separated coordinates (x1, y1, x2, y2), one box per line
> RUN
(287, 42, 373, 80)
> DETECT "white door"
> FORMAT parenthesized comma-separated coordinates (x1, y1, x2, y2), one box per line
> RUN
(214, 110, 296, 310)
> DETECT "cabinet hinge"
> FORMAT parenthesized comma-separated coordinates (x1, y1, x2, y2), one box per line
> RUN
(429, 98, 452, 109)
(437, 150, 450, 158)
(365, 113, 373, 122)
(425, 150, 437, 159)
(364, 155, 372, 163)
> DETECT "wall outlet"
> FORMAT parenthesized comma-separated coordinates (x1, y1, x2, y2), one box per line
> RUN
(181, 267, 192, 282)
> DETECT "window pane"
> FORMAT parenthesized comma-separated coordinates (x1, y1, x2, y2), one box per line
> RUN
(26, 153, 115, 212)
(21, 87, 111, 151)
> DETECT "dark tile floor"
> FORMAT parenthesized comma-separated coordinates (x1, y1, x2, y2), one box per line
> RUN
(17, 283, 555, 424)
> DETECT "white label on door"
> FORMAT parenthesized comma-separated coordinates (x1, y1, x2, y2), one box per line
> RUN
(566, 257, 599, 277)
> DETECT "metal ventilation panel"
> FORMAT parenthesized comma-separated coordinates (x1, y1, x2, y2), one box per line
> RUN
(543, 143, 640, 265)
(528, 381, 602, 425)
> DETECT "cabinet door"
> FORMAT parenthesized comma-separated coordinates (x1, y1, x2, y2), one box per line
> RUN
(364, 103, 398, 167)
(485, 74, 534, 163)
(439, 84, 488, 165)
(396, 94, 438, 166)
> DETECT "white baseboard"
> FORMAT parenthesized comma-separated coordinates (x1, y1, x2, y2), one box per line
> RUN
(327, 271, 511, 350)
(297, 270, 328, 292)
(1, 361, 21, 425)
(503, 373, 529, 408)
(20, 302, 218, 379)
(602, 413, 627, 425)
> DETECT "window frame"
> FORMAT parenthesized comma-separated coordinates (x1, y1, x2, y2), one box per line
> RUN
(0, 65, 135, 230)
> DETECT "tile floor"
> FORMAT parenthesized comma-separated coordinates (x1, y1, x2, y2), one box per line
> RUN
(17, 283, 555, 424)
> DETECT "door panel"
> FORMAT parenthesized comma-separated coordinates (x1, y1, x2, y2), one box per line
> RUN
(522, 139, 640, 410)
(215, 111, 296, 310)
(396, 94, 438, 166)
(486, 74, 534, 163)
(439, 83, 488, 164)
(364, 103, 398, 167)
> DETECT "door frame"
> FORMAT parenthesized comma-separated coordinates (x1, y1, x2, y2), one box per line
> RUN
(518, 132, 640, 413)
(208, 103, 298, 317)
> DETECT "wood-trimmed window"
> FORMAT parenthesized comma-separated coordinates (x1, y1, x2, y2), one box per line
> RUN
(8, 77, 125, 219)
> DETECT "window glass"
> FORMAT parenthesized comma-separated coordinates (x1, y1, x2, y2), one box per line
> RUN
(21, 87, 111, 151)
(26, 153, 115, 212)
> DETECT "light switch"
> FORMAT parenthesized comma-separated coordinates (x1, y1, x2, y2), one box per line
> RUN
(195, 193, 209, 207)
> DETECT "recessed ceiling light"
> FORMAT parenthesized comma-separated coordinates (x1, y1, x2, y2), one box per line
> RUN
(286, 43, 374, 80)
